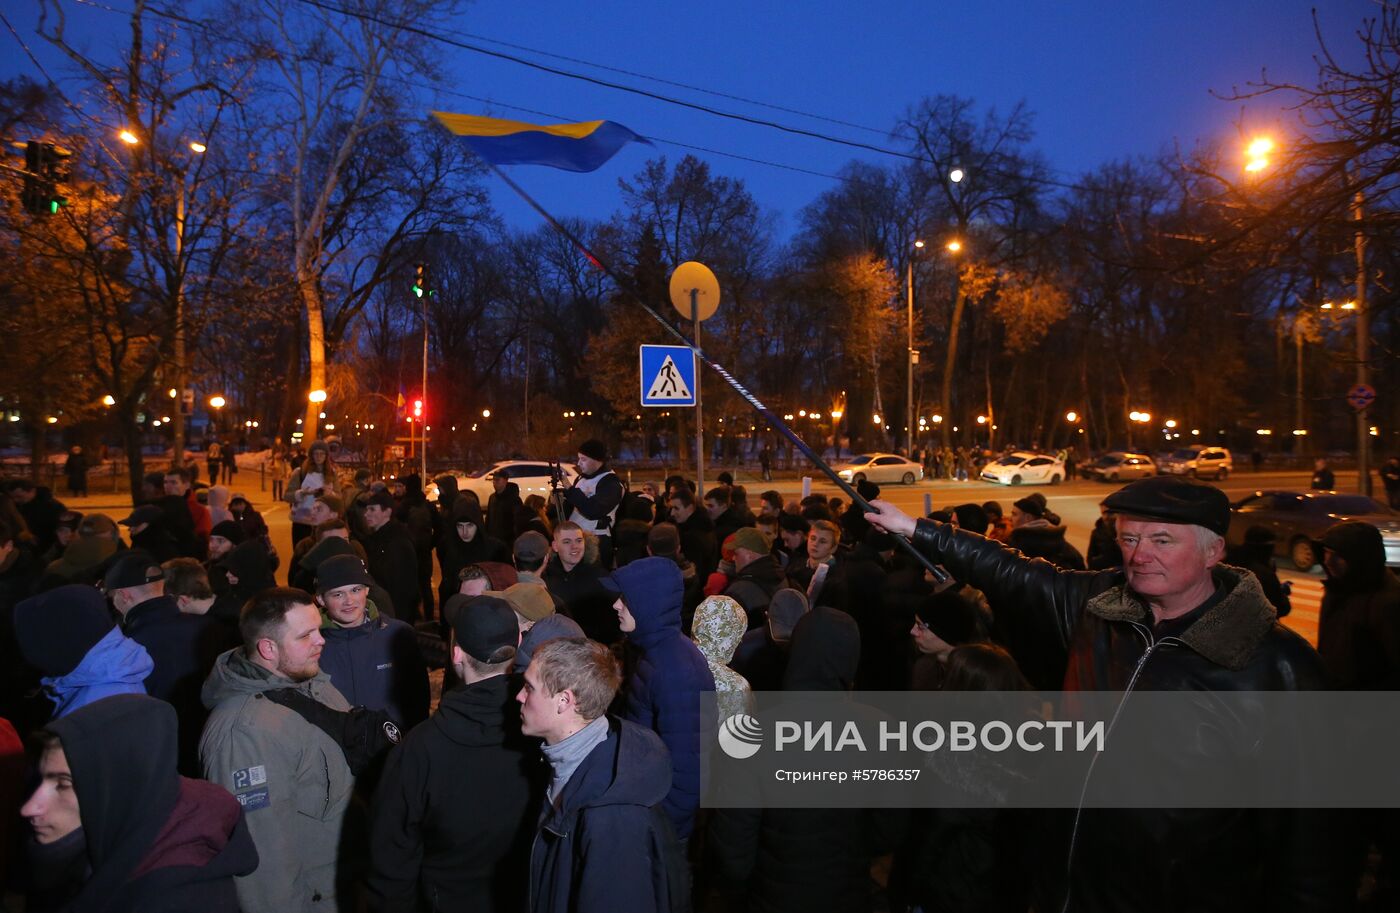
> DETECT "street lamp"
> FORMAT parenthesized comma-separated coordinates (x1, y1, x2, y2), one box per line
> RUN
(119, 129, 139, 145)
(308, 389, 328, 404)
(949, 167, 965, 184)
(906, 239, 925, 458)
(946, 239, 963, 253)
(1248, 136, 1371, 494)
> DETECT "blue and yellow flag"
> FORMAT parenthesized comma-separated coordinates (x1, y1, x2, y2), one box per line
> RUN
(433, 112, 650, 173)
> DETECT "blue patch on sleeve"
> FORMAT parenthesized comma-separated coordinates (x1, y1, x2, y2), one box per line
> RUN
(235, 787, 270, 811)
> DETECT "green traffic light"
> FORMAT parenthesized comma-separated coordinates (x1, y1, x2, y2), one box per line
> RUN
(413, 285, 423, 298)
(49, 199, 59, 214)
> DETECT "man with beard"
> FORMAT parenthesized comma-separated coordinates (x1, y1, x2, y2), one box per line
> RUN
(368, 594, 537, 911)
(200, 588, 354, 912)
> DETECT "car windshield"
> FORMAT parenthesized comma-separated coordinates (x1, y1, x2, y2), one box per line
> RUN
(847, 455, 873, 466)
(1170, 449, 1198, 460)
(994, 456, 1025, 467)
(1314, 495, 1394, 515)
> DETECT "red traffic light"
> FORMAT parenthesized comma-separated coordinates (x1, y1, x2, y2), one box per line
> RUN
(412, 399, 423, 417)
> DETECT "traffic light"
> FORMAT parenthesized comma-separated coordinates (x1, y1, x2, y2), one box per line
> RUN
(412, 398, 423, 419)
(21, 141, 69, 216)
(412, 262, 436, 299)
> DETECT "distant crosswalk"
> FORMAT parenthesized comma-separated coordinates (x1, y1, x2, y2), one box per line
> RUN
(1280, 574, 1323, 647)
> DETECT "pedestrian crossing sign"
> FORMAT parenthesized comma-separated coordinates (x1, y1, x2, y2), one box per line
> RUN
(640, 345, 697, 407)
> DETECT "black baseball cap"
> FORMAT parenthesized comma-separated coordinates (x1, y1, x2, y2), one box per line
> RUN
(117, 505, 164, 528)
(444, 594, 519, 663)
(103, 551, 163, 591)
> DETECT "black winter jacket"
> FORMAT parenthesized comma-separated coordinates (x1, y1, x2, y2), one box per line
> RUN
(368, 675, 540, 912)
(359, 520, 422, 623)
(910, 519, 1347, 913)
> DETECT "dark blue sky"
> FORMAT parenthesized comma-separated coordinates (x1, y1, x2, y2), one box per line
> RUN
(3, 0, 1377, 238)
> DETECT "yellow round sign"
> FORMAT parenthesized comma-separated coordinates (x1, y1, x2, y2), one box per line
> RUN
(669, 261, 720, 323)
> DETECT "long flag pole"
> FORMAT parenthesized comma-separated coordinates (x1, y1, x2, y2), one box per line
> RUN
(486, 162, 948, 583)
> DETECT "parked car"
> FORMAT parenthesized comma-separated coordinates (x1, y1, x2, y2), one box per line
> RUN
(1158, 445, 1233, 480)
(1083, 451, 1157, 482)
(429, 460, 578, 505)
(834, 453, 925, 485)
(980, 451, 1065, 486)
(1227, 489, 1400, 570)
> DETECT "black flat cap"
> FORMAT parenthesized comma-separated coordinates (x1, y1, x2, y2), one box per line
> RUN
(1102, 476, 1230, 536)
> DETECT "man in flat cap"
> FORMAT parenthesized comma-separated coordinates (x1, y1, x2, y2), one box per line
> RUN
(867, 476, 1344, 912)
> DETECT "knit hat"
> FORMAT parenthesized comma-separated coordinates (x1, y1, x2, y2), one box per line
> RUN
(577, 439, 607, 462)
(209, 520, 245, 545)
(476, 561, 519, 591)
(14, 585, 117, 676)
(513, 531, 550, 565)
(1012, 493, 1047, 519)
(452, 498, 484, 527)
(1102, 476, 1231, 537)
(513, 614, 586, 673)
(444, 594, 519, 663)
(316, 554, 374, 594)
(497, 583, 556, 623)
(729, 527, 770, 556)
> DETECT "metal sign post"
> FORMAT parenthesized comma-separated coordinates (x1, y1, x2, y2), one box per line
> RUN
(668, 262, 720, 492)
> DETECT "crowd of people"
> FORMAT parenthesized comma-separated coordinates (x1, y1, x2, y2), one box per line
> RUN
(1, 437, 1398, 912)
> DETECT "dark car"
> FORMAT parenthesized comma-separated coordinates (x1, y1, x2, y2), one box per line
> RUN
(1227, 490, 1400, 571)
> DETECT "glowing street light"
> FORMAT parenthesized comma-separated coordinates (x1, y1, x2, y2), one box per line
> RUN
(1165, 419, 1177, 429)
(119, 129, 139, 145)
(101, 395, 116, 407)
(308, 389, 327, 403)
(976, 415, 987, 425)
(946, 239, 963, 253)
(481, 408, 491, 418)
(208, 395, 226, 409)
(1244, 136, 1273, 173)
(188, 141, 207, 154)
(1065, 411, 1079, 423)
(949, 167, 965, 183)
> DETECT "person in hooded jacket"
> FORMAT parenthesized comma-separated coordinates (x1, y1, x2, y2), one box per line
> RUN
(1007, 494, 1085, 570)
(360, 491, 423, 625)
(393, 474, 438, 622)
(14, 585, 154, 719)
(519, 636, 681, 913)
(1226, 526, 1292, 618)
(691, 595, 752, 723)
(1317, 520, 1400, 690)
(709, 608, 908, 913)
(315, 555, 429, 730)
(486, 473, 526, 547)
(219, 536, 278, 604)
(609, 555, 716, 842)
(437, 498, 509, 609)
(368, 594, 540, 912)
(21, 694, 258, 913)
(7, 479, 66, 556)
(1085, 505, 1124, 571)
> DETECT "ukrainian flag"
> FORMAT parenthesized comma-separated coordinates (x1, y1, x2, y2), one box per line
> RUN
(433, 112, 650, 173)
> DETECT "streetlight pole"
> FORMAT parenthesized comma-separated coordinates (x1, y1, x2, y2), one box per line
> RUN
(906, 240, 923, 458)
(1353, 188, 1371, 496)
(421, 289, 428, 481)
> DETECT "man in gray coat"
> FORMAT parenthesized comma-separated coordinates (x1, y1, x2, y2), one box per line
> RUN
(200, 587, 355, 912)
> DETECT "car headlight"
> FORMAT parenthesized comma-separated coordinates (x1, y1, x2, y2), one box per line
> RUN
(838, 470, 852, 479)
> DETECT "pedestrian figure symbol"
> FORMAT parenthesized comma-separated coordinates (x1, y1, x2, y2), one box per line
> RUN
(646, 355, 692, 400)
(639, 345, 697, 407)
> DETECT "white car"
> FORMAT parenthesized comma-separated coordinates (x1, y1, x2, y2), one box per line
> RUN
(430, 460, 578, 505)
(834, 453, 925, 485)
(981, 451, 1065, 486)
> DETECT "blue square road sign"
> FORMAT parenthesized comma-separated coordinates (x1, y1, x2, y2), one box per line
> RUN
(640, 345, 697, 407)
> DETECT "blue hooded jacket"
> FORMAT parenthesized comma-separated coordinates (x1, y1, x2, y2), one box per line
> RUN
(44, 626, 153, 717)
(612, 556, 715, 839)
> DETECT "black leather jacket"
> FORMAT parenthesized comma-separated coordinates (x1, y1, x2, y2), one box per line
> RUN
(910, 519, 1348, 913)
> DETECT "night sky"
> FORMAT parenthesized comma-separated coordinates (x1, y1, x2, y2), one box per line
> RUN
(2, 0, 1379, 238)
